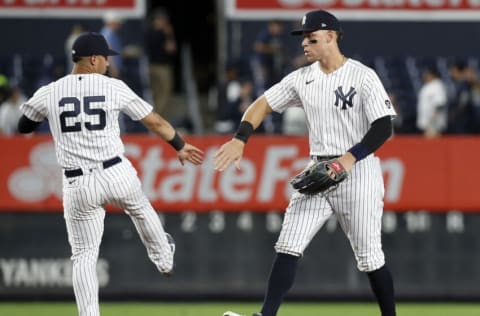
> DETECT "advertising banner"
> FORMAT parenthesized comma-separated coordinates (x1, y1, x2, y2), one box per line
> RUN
(0, 135, 480, 212)
(0, 0, 144, 18)
(226, 0, 480, 21)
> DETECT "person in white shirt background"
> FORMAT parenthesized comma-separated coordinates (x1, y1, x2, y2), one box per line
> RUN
(0, 75, 26, 135)
(416, 66, 447, 137)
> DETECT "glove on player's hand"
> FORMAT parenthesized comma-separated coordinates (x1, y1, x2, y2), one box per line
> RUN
(290, 159, 348, 195)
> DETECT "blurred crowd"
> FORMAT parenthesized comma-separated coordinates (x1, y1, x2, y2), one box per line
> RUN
(1, 17, 479, 138)
(214, 20, 309, 136)
(213, 20, 480, 139)
(413, 60, 480, 138)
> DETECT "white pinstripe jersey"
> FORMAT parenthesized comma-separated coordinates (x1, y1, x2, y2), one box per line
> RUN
(265, 59, 396, 156)
(20, 74, 152, 168)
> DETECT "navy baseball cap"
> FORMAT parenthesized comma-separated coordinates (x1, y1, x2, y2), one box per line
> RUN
(291, 10, 341, 35)
(72, 32, 119, 57)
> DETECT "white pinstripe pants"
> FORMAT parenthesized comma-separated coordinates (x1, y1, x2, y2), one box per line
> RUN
(63, 157, 173, 316)
(275, 156, 386, 272)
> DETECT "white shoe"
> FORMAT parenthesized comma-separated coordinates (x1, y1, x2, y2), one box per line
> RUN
(165, 233, 175, 255)
(223, 311, 244, 316)
(163, 233, 175, 276)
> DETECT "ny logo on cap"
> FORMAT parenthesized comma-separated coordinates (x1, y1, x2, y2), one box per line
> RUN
(302, 15, 306, 25)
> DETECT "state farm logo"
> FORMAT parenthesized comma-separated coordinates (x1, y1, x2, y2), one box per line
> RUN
(8, 142, 62, 202)
(124, 144, 309, 203)
(5, 141, 405, 208)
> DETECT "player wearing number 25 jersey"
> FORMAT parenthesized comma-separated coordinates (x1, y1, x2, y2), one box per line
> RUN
(17, 32, 203, 316)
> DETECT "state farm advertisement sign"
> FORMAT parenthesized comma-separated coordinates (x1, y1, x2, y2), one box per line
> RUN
(226, 0, 480, 20)
(1, 135, 480, 212)
(0, 0, 144, 18)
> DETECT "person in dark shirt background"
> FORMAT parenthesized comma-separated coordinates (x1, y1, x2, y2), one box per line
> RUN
(145, 8, 177, 117)
(251, 20, 286, 134)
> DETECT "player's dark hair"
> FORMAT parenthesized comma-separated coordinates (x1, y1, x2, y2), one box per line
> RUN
(423, 64, 440, 77)
(336, 30, 344, 43)
(72, 56, 82, 63)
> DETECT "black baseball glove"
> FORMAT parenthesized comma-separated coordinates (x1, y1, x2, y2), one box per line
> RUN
(290, 158, 348, 195)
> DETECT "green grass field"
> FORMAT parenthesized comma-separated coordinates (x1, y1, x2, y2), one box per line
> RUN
(0, 302, 479, 316)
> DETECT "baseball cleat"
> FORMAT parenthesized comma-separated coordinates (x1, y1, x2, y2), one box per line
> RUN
(165, 232, 175, 255)
(163, 233, 175, 277)
(252, 313, 262, 316)
(223, 311, 244, 316)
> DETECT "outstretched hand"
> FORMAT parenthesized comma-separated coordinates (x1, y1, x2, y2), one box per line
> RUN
(214, 138, 245, 171)
(177, 143, 204, 165)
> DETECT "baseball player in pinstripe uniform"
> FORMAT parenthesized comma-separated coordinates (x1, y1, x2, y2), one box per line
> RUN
(17, 32, 203, 316)
(217, 10, 396, 316)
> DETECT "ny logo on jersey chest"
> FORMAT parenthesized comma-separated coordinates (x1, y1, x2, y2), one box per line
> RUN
(334, 86, 356, 110)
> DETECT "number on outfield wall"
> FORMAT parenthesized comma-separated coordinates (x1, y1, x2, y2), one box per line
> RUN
(209, 211, 225, 233)
(266, 212, 282, 233)
(237, 212, 253, 232)
(382, 212, 397, 233)
(446, 211, 464, 233)
(405, 211, 431, 233)
(181, 212, 197, 233)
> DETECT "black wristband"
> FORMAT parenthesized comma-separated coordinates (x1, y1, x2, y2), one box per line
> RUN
(233, 121, 254, 144)
(348, 143, 370, 161)
(167, 131, 185, 151)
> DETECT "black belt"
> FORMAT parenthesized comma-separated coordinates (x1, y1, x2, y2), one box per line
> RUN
(311, 155, 340, 161)
(64, 156, 122, 178)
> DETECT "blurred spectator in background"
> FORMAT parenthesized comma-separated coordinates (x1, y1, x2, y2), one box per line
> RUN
(100, 11, 123, 79)
(145, 8, 177, 117)
(214, 61, 259, 134)
(0, 74, 10, 104)
(252, 20, 286, 134)
(65, 24, 88, 72)
(101, 11, 147, 133)
(230, 79, 256, 126)
(280, 19, 309, 134)
(471, 79, 480, 133)
(447, 61, 475, 134)
(214, 62, 242, 134)
(252, 20, 285, 93)
(416, 65, 447, 138)
(0, 75, 26, 135)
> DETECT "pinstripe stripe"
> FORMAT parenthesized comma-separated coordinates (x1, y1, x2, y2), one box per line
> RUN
(267, 59, 392, 272)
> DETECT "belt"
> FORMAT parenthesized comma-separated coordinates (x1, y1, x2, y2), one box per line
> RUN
(64, 156, 122, 178)
(310, 155, 340, 161)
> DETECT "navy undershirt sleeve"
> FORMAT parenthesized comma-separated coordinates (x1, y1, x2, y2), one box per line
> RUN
(348, 116, 393, 161)
(18, 115, 41, 133)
